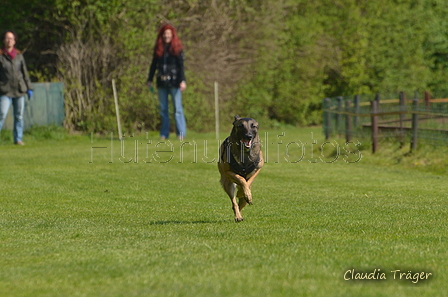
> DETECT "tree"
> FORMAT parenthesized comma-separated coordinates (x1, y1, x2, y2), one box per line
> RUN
(3, 0, 448, 132)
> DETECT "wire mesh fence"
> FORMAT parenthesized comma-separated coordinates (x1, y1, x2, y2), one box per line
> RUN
(323, 91, 448, 151)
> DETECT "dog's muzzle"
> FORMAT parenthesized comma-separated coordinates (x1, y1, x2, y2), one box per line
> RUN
(242, 135, 253, 148)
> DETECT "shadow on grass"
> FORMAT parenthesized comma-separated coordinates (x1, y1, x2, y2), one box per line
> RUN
(150, 219, 229, 225)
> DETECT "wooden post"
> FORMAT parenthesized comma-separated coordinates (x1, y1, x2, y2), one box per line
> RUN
(336, 96, 343, 135)
(399, 92, 406, 148)
(375, 93, 380, 105)
(323, 98, 332, 140)
(112, 79, 122, 140)
(411, 92, 419, 152)
(424, 91, 430, 108)
(353, 95, 360, 129)
(214, 81, 219, 140)
(371, 100, 379, 154)
(345, 100, 352, 143)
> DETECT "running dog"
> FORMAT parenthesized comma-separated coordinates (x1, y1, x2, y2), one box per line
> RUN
(218, 115, 264, 222)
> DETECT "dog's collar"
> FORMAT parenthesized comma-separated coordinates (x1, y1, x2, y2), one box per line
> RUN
(223, 137, 260, 179)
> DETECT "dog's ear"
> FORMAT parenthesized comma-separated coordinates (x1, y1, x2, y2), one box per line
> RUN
(233, 115, 241, 124)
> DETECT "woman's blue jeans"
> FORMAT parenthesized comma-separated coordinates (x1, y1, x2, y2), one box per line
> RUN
(0, 95, 25, 143)
(157, 87, 187, 139)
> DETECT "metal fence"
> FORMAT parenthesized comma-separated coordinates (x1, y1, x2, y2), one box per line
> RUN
(3, 82, 64, 131)
(323, 92, 448, 152)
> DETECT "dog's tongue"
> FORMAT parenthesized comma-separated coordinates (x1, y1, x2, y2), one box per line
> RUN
(243, 139, 252, 148)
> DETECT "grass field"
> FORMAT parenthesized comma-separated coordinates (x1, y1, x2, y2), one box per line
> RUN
(0, 126, 447, 297)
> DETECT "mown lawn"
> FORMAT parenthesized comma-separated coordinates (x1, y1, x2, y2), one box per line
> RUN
(0, 126, 446, 297)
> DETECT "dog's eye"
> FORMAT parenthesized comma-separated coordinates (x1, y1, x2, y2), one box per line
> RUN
(252, 124, 258, 129)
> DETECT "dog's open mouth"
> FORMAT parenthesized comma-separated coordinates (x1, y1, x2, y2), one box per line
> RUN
(242, 139, 252, 148)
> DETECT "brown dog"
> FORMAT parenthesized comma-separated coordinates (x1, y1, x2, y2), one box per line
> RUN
(218, 115, 264, 222)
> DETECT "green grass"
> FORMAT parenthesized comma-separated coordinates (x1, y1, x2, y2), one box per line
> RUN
(0, 126, 446, 296)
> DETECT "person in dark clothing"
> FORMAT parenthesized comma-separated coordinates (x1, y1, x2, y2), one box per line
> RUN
(0, 30, 33, 145)
(147, 24, 187, 140)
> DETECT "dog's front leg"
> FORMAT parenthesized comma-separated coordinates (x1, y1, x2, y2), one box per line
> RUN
(226, 172, 252, 205)
(237, 187, 248, 211)
(243, 152, 264, 202)
(245, 168, 261, 191)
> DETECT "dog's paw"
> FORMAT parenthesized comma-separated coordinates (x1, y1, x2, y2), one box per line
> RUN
(242, 188, 253, 204)
(244, 193, 253, 205)
(234, 216, 244, 223)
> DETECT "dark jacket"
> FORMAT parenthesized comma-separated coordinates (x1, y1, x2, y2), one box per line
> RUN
(0, 49, 33, 97)
(147, 45, 186, 88)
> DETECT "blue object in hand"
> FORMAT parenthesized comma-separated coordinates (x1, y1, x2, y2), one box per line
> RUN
(27, 90, 33, 99)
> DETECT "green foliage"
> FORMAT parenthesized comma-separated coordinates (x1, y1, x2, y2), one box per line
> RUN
(181, 71, 215, 132)
(44, 0, 160, 132)
(3, 0, 448, 131)
(233, 1, 329, 125)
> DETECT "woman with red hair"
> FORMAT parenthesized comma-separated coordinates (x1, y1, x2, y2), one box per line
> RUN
(147, 24, 187, 140)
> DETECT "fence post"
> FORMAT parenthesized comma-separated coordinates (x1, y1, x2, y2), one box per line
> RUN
(399, 91, 406, 148)
(112, 79, 123, 140)
(424, 91, 430, 108)
(411, 92, 419, 152)
(336, 96, 343, 136)
(323, 98, 332, 140)
(353, 95, 360, 129)
(214, 81, 219, 140)
(345, 100, 352, 143)
(371, 99, 379, 154)
(375, 93, 380, 107)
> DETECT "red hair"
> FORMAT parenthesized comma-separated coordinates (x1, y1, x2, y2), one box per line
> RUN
(154, 24, 183, 57)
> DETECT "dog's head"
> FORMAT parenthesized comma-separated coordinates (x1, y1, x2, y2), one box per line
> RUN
(231, 115, 259, 149)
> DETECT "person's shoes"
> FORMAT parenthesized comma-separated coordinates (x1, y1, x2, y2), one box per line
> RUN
(15, 141, 25, 146)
